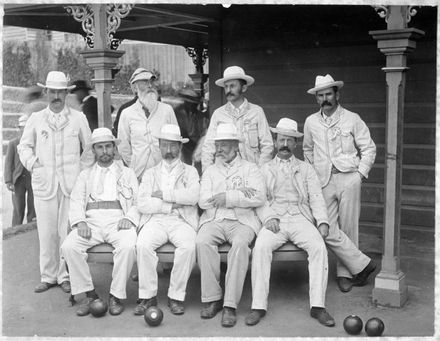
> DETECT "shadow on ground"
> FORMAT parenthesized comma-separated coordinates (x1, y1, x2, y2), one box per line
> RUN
(2, 229, 435, 338)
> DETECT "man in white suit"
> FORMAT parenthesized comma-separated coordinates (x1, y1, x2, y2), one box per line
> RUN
(246, 118, 335, 327)
(18, 71, 92, 294)
(61, 128, 139, 316)
(196, 123, 266, 328)
(117, 68, 178, 180)
(134, 124, 200, 316)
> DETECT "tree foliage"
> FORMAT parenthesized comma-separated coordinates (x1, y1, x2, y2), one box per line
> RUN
(3, 42, 34, 87)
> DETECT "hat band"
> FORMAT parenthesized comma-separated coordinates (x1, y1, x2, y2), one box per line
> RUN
(91, 136, 117, 144)
(46, 81, 69, 88)
(275, 127, 301, 136)
(158, 133, 184, 141)
(215, 134, 239, 140)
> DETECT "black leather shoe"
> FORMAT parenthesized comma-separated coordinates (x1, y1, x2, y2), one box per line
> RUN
(133, 296, 157, 316)
(245, 309, 266, 326)
(34, 282, 57, 293)
(352, 260, 377, 287)
(168, 298, 185, 315)
(200, 300, 223, 319)
(109, 295, 124, 316)
(221, 307, 237, 327)
(337, 277, 352, 293)
(310, 307, 335, 327)
(60, 281, 71, 293)
(76, 297, 95, 316)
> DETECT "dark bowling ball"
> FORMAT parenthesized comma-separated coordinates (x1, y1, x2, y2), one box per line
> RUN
(365, 317, 385, 336)
(89, 298, 108, 317)
(144, 306, 163, 327)
(343, 315, 363, 335)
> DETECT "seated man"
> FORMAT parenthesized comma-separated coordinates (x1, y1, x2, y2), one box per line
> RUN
(134, 124, 200, 316)
(246, 118, 335, 327)
(196, 123, 266, 328)
(61, 128, 139, 316)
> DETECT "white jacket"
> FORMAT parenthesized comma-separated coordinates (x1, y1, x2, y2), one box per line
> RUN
(137, 160, 200, 232)
(18, 106, 92, 199)
(117, 99, 178, 179)
(199, 156, 266, 234)
(303, 105, 376, 187)
(201, 99, 274, 171)
(69, 160, 140, 228)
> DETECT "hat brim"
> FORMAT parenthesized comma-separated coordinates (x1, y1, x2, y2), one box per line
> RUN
(87, 138, 121, 148)
(270, 127, 303, 138)
(37, 83, 76, 91)
(307, 81, 344, 95)
(215, 75, 255, 87)
(153, 134, 190, 144)
(212, 137, 244, 142)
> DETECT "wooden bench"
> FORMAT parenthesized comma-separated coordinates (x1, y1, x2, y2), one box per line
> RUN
(86, 242, 307, 263)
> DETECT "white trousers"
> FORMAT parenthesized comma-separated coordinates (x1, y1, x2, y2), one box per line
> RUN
(61, 209, 137, 299)
(137, 215, 196, 301)
(251, 214, 328, 310)
(323, 172, 370, 278)
(34, 186, 69, 284)
(196, 220, 255, 309)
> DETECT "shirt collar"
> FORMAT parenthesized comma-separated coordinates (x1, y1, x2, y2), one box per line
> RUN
(162, 158, 181, 173)
(97, 162, 116, 175)
(276, 155, 295, 164)
(48, 106, 67, 118)
(227, 98, 248, 115)
(321, 104, 342, 120)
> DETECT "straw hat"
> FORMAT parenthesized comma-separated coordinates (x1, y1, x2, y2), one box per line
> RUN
(270, 118, 303, 138)
(37, 71, 76, 90)
(87, 127, 121, 147)
(307, 74, 344, 95)
(215, 66, 255, 87)
(213, 123, 243, 141)
(153, 124, 189, 143)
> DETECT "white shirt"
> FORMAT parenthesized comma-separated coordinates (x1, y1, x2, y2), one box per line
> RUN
(91, 163, 118, 201)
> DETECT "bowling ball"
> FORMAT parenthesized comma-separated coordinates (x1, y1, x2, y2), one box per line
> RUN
(89, 298, 108, 317)
(343, 315, 363, 335)
(144, 306, 163, 326)
(365, 317, 385, 336)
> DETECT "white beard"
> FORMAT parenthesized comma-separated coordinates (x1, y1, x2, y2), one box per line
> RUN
(139, 90, 158, 112)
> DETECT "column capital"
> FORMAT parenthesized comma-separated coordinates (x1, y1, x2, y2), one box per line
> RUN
(369, 28, 425, 56)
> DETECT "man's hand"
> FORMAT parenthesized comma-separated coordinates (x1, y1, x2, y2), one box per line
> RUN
(6, 183, 14, 192)
(317, 223, 329, 239)
(76, 222, 92, 239)
(208, 192, 226, 207)
(151, 190, 163, 199)
(357, 171, 365, 182)
(237, 187, 257, 198)
(118, 218, 134, 230)
(265, 218, 280, 234)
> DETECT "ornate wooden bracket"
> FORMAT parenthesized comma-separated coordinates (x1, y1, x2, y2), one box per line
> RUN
(186, 47, 209, 73)
(65, 4, 134, 49)
(372, 5, 420, 25)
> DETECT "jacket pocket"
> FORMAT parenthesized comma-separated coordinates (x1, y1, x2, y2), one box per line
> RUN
(340, 131, 356, 154)
(246, 123, 259, 148)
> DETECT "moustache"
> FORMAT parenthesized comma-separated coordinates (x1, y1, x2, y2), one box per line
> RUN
(215, 152, 225, 157)
(52, 99, 62, 103)
(225, 92, 234, 97)
(164, 153, 174, 159)
(321, 101, 332, 107)
(279, 147, 291, 152)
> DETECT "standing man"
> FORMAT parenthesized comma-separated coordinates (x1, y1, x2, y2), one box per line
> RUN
(196, 123, 266, 327)
(4, 114, 36, 226)
(61, 128, 138, 316)
(18, 71, 92, 294)
(70, 80, 97, 132)
(134, 124, 199, 316)
(201, 66, 273, 172)
(303, 74, 377, 292)
(246, 118, 335, 327)
(118, 68, 178, 180)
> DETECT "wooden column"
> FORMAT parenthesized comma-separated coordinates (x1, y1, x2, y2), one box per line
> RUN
(369, 6, 424, 307)
(207, 21, 223, 116)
